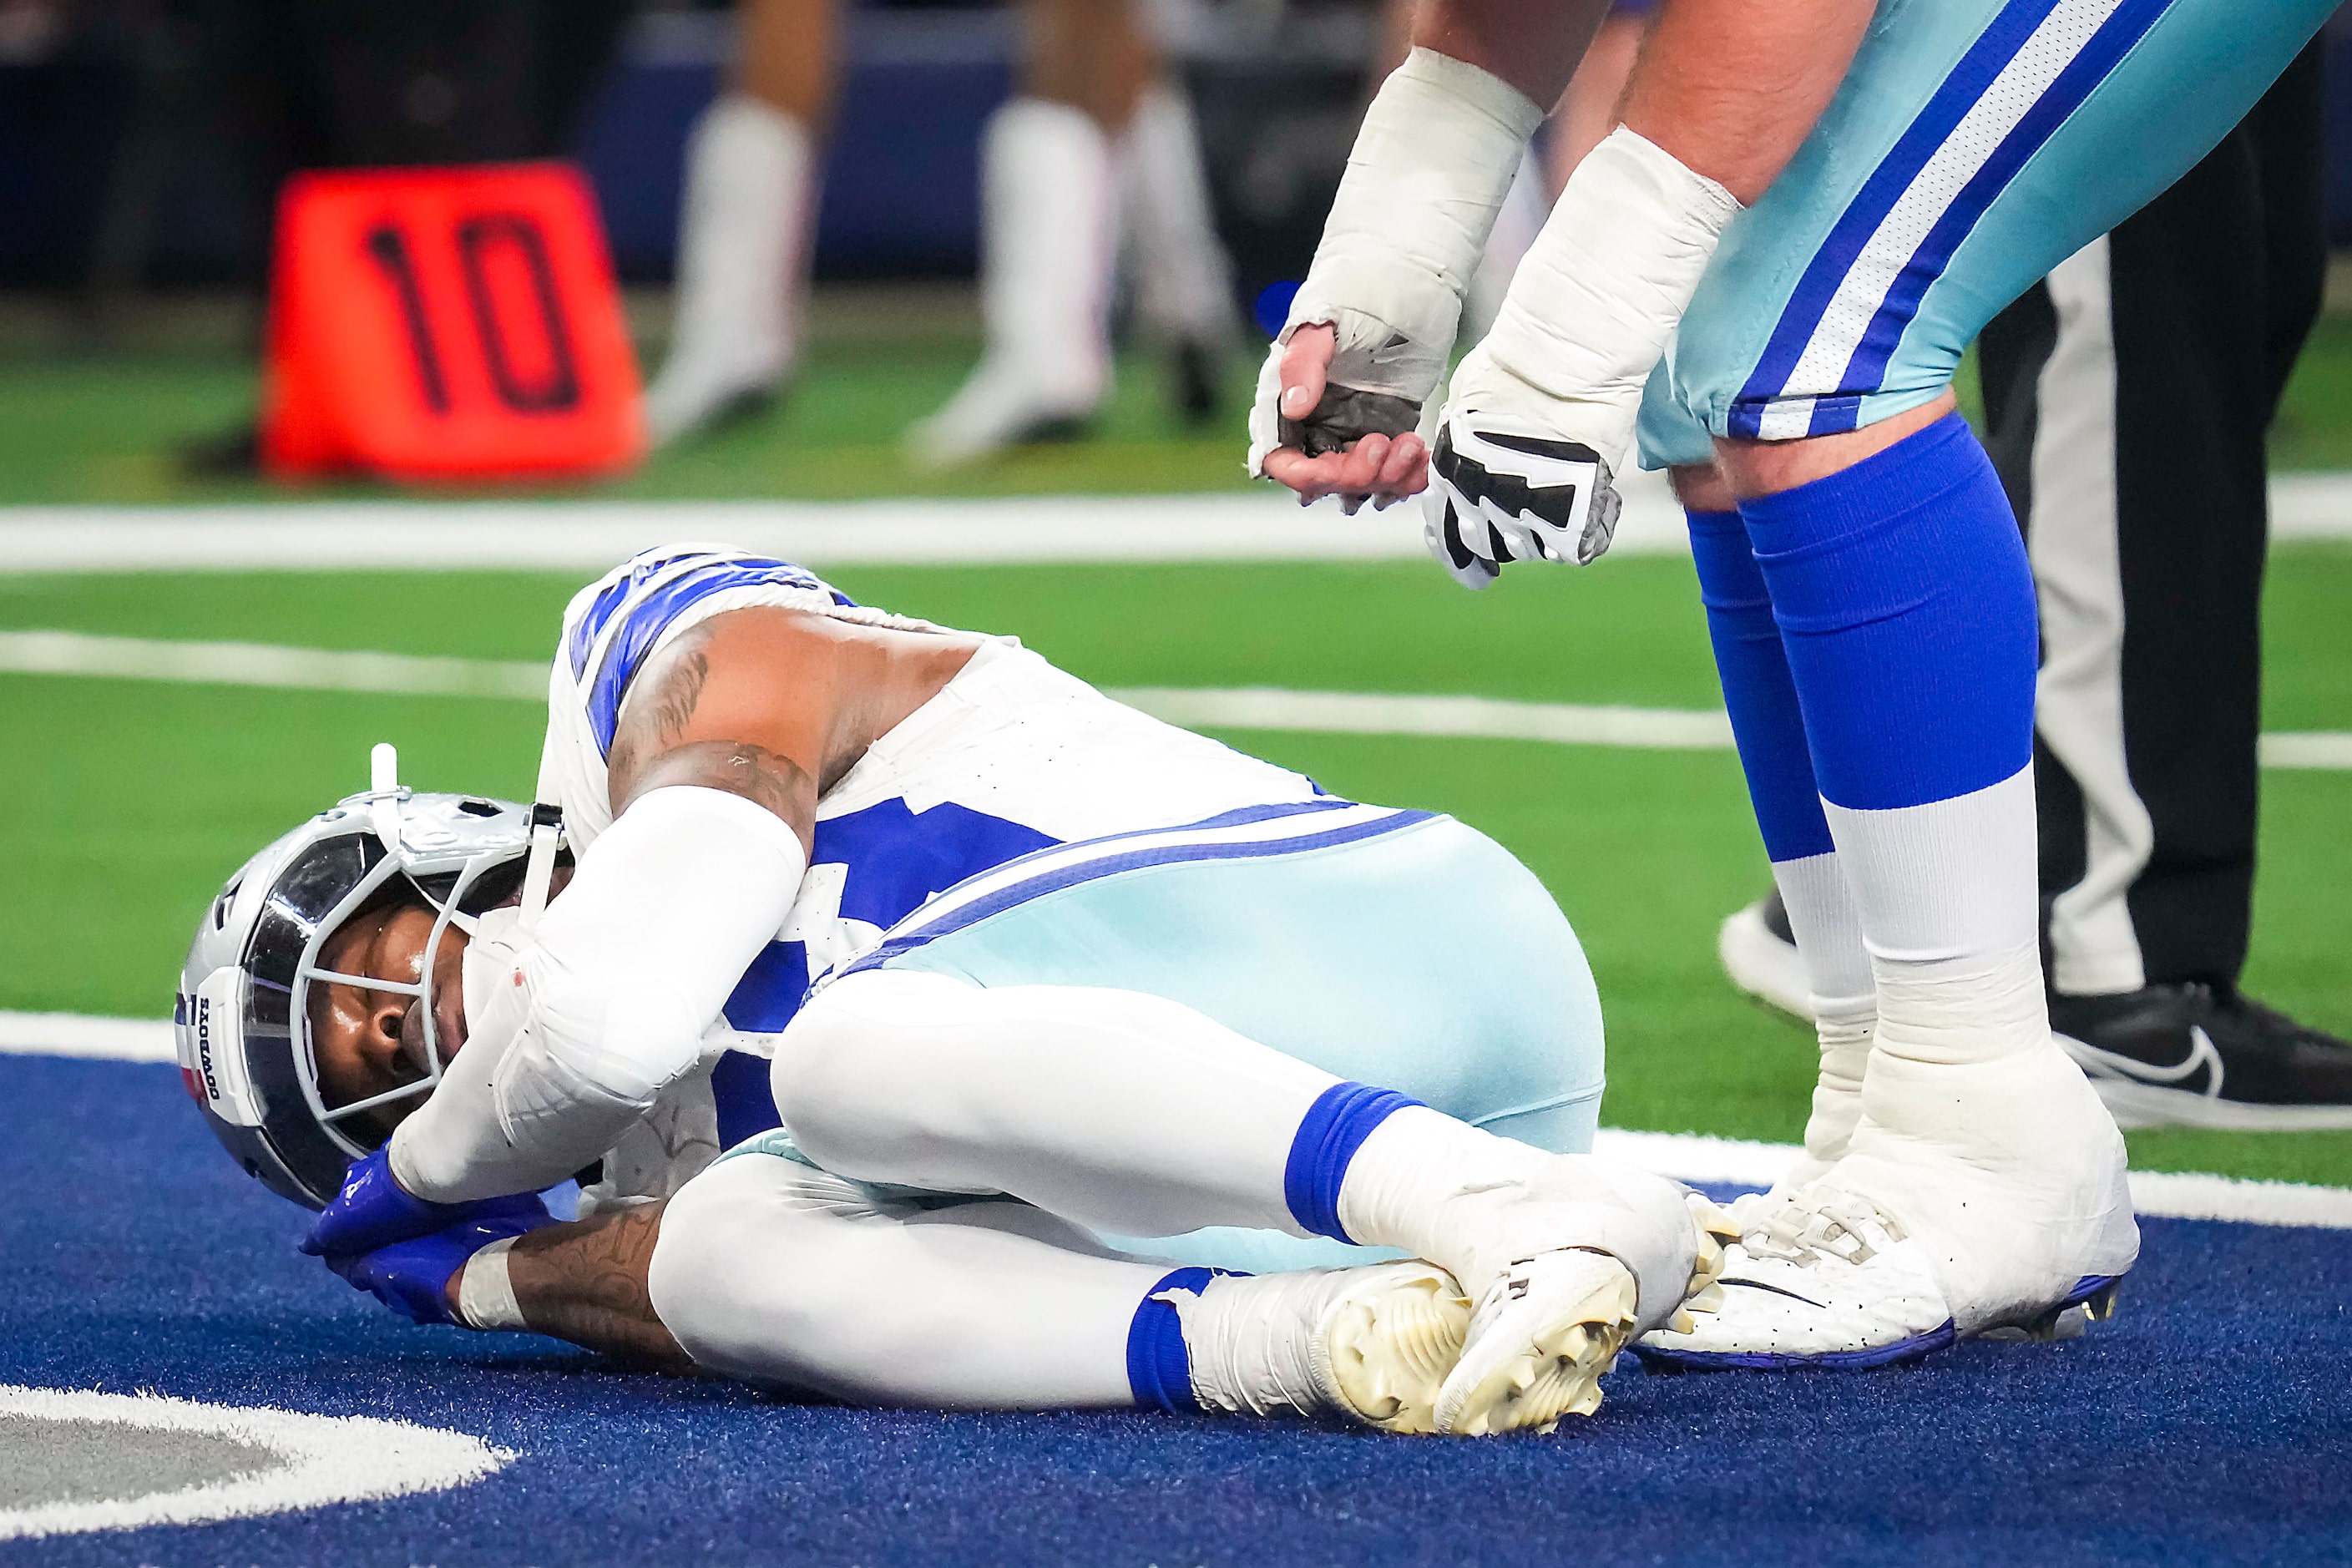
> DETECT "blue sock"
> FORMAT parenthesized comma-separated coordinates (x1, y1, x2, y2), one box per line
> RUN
(1281, 1081, 1423, 1244)
(1737, 413, 2046, 1067)
(1737, 413, 2036, 812)
(1125, 1267, 1232, 1413)
(1686, 506, 1835, 862)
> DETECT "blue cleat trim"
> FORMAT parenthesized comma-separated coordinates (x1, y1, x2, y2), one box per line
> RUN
(1633, 1319, 1958, 1373)
(1631, 1270, 2132, 1372)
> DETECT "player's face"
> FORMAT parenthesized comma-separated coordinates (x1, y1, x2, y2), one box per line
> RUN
(306, 898, 472, 1144)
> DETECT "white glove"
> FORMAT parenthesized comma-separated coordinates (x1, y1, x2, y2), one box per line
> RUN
(1246, 48, 1543, 478)
(1424, 127, 1740, 588)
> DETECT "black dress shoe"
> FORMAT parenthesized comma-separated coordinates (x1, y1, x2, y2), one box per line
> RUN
(2051, 984, 2352, 1130)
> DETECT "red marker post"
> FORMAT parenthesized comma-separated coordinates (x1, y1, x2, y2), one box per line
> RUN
(260, 162, 645, 483)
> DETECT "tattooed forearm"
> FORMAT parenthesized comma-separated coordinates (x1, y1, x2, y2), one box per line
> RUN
(502, 1201, 695, 1371)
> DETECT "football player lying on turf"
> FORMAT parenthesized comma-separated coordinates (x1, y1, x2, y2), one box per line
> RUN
(180, 544, 1730, 1434)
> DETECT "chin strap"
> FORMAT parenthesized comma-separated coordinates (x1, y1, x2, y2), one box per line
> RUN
(517, 802, 564, 940)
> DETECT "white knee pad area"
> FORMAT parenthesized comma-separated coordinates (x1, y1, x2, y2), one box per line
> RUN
(770, 969, 1330, 1237)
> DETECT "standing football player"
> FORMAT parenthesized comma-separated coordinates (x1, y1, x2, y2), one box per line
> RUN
(1251, 0, 2335, 1363)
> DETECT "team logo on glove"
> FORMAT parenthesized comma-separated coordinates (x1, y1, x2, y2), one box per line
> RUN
(1424, 413, 1624, 589)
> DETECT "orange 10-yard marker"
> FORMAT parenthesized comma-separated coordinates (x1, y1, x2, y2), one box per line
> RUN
(260, 162, 645, 483)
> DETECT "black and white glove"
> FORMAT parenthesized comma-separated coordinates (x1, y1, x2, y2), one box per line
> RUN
(1423, 402, 1625, 590)
(1420, 126, 1743, 588)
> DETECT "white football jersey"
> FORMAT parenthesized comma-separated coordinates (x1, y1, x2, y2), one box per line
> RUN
(538, 544, 1326, 1180)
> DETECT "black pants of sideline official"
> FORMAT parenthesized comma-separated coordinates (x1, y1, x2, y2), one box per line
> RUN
(1976, 43, 2324, 999)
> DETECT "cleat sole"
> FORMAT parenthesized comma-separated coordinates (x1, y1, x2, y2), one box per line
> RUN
(1436, 1256, 1637, 1436)
(1318, 1265, 1471, 1435)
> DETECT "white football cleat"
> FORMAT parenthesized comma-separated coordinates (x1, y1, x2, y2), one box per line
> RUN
(903, 358, 1103, 469)
(907, 97, 1115, 469)
(1436, 1247, 1636, 1435)
(1641, 1041, 2137, 1368)
(1310, 1262, 1474, 1434)
(1418, 1160, 1733, 1433)
(1176, 1262, 1469, 1434)
(645, 94, 816, 447)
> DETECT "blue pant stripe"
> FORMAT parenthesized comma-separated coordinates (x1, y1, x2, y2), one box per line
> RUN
(1282, 1081, 1423, 1243)
(1730, 0, 2068, 433)
(842, 809, 1432, 979)
(1818, 0, 2177, 429)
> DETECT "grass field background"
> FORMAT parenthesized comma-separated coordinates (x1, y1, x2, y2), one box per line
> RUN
(5, 544, 2347, 1186)
(2, 280, 2346, 1191)
(7, 285, 2352, 505)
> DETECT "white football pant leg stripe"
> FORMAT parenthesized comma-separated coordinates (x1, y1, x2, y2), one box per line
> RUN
(2026, 235, 2155, 997)
(1763, 0, 2131, 414)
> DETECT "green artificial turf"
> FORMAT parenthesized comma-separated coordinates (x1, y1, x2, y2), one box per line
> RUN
(7, 286, 2352, 503)
(0, 337, 1262, 507)
(3, 550, 2345, 1186)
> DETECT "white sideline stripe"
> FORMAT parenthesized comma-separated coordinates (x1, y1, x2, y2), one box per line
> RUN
(8, 630, 2346, 767)
(1113, 685, 1738, 751)
(1591, 1128, 2352, 1231)
(0, 471, 2346, 575)
(0, 1385, 510, 1540)
(0, 1010, 174, 1062)
(0, 474, 1692, 574)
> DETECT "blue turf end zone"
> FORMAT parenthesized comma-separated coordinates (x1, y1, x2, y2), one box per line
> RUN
(4, 1055, 2350, 1567)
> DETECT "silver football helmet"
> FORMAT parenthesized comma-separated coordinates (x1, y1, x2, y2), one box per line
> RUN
(175, 744, 564, 1207)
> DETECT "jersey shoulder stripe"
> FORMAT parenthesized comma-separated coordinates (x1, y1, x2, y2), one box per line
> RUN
(562, 546, 857, 757)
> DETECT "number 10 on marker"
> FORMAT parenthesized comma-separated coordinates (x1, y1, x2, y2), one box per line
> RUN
(260, 162, 643, 483)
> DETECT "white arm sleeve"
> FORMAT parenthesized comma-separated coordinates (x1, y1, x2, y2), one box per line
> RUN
(392, 785, 807, 1202)
(1247, 48, 1543, 475)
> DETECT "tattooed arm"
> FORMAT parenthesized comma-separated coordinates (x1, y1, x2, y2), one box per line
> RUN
(602, 606, 984, 835)
(455, 1202, 694, 1372)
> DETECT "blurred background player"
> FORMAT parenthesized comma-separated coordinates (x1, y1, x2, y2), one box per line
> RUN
(1718, 49, 2352, 1132)
(645, 0, 1242, 460)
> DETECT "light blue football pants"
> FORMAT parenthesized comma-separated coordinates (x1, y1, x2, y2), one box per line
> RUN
(761, 807, 1607, 1273)
(1636, 0, 2336, 465)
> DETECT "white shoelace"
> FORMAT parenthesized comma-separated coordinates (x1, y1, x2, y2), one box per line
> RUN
(1741, 1186, 1906, 1268)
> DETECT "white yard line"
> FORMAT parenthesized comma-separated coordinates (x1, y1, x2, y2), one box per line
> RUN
(0, 1386, 509, 1540)
(6, 1015, 2343, 1230)
(1111, 685, 1738, 751)
(0, 476, 1689, 574)
(0, 470, 2346, 574)
(0, 630, 546, 700)
(1591, 1127, 2352, 1230)
(4, 630, 2344, 767)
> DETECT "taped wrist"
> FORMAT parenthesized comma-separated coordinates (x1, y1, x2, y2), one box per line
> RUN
(392, 786, 806, 1202)
(456, 1237, 527, 1332)
(1287, 49, 1543, 404)
(1462, 128, 1740, 442)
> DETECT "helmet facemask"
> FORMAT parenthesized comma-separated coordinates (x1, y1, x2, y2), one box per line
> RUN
(182, 744, 561, 1206)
